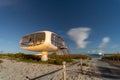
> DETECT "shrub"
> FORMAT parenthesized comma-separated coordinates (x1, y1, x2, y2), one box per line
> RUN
(0, 60, 3, 63)
(77, 63, 89, 66)
(82, 63, 89, 66)
(0, 53, 91, 65)
(102, 54, 120, 61)
(69, 54, 91, 60)
(54, 59, 63, 65)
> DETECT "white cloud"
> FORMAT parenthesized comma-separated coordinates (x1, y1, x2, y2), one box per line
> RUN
(67, 27, 91, 49)
(98, 37, 110, 49)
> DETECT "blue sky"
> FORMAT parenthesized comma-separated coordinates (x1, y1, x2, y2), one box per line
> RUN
(0, 0, 120, 54)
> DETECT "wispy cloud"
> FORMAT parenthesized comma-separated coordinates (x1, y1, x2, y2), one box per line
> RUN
(67, 27, 91, 49)
(98, 37, 110, 49)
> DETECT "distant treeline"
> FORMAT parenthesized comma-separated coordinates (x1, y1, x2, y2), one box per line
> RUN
(0, 52, 91, 65)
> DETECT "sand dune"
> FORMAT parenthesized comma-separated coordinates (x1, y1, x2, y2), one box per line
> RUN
(0, 58, 112, 80)
(0, 59, 61, 80)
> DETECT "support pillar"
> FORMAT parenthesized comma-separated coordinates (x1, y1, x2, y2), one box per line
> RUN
(41, 51, 48, 61)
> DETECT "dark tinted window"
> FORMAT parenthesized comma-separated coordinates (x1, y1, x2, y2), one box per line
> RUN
(51, 33, 65, 48)
(35, 32, 45, 45)
(20, 32, 45, 46)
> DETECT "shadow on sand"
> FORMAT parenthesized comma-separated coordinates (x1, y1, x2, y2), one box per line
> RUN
(26, 68, 62, 80)
(107, 61, 120, 69)
(98, 66, 120, 79)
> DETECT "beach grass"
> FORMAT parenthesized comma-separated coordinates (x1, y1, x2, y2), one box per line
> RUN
(102, 53, 120, 61)
(0, 52, 91, 65)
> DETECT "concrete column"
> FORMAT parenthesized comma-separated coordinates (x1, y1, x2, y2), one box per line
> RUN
(41, 51, 48, 61)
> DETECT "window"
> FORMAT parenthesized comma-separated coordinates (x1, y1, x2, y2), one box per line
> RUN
(51, 33, 66, 48)
(35, 32, 45, 45)
(21, 32, 45, 47)
(21, 35, 30, 46)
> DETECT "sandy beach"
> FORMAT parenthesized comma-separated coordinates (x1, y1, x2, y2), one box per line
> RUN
(0, 58, 119, 80)
(0, 59, 61, 80)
